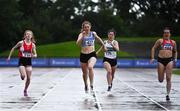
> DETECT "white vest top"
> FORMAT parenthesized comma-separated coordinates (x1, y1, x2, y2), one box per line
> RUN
(104, 40, 117, 59)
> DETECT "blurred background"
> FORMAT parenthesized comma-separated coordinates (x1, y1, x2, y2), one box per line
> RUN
(0, 0, 180, 59)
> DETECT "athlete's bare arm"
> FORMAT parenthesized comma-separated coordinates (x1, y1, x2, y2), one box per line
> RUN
(96, 46, 103, 55)
(173, 40, 178, 62)
(92, 32, 106, 51)
(92, 32, 104, 46)
(7, 41, 22, 60)
(111, 40, 119, 51)
(76, 32, 84, 46)
(150, 39, 161, 62)
(32, 43, 37, 58)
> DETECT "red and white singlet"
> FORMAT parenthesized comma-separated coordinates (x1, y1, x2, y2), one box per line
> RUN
(18, 41, 33, 58)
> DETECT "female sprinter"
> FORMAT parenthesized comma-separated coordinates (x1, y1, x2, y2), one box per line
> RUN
(76, 21, 105, 93)
(150, 28, 178, 100)
(96, 29, 119, 91)
(7, 30, 37, 96)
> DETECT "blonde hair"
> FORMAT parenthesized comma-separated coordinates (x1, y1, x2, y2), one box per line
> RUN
(23, 30, 36, 43)
(81, 21, 91, 32)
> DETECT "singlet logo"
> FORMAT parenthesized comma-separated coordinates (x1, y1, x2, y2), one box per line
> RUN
(106, 47, 114, 51)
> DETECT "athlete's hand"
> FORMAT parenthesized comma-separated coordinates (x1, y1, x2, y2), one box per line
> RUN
(150, 59, 155, 64)
(32, 54, 37, 58)
(174, 59, 177, 62)
(82, 31, 86, 37)
(103, 46, 108, 52)
(173, 59, 177, 67)
(6, 57, 10, 63)
(96, 52, 99, 57)
(110, 42, 115, 47)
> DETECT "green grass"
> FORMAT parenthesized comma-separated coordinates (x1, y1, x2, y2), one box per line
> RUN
(2, 36, 179, 58)
(115, 36, 180, 42)
(173, 69, 180, 75)
(0, 41, 134, 58)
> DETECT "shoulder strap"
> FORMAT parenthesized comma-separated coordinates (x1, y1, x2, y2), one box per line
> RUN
(162, 39, 166, 47)
(170, 40, 174, 47)
(112, 40, 116, 44)
(90, 31, 94, 38)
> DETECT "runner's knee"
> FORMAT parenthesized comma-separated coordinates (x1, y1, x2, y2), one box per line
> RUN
(166, 77, 171, 82)
(83, 73, 87, 76)
(88, 66, 93, 70)
(107, 70, 112, 75)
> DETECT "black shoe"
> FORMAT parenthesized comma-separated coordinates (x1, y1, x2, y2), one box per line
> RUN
(90, 85, 93, 90)
(85, 86, 88, 93)
(24, 90, 28, 97)
(111, 83, 113, 88)
(166, 95, 170, 101)
(107, 86, 111, 91)
(21, 75, 25, 80)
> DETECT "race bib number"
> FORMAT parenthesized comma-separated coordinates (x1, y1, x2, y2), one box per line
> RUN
(105, 51, 116, 58)
(163, 44, 173, 50)
(105, 51, 112, 56)
(85, 40, 94, 46)
(22, 52, 32, 57)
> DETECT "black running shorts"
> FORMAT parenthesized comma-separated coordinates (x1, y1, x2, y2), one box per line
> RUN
(80, 51, 97, 63)
(103, 57, 117, 67)
(18, 57, 32, 66)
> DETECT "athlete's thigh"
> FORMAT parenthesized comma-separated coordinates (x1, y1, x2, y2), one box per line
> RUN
(25, 66, 32, 78)
(165, 61, 173, 80)
(103, 62, 112, 72)
(111, 66, 116, 75)
(81, 63, 88, 73)
(88, 57, 97, 68)
(157, 62, 165, 81)
(19, 66, 26, 75)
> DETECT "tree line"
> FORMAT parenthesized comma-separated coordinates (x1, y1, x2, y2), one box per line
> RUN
(0, 0, 180, 51)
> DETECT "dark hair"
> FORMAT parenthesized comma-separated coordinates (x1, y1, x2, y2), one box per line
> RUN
(163, 27, 170, 33)
(108, 29, 116, 36)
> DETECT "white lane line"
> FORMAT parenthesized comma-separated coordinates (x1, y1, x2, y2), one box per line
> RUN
(116, 77, 170, 111)
(91, 90, 103, 111)
(29, 69, 74, 111)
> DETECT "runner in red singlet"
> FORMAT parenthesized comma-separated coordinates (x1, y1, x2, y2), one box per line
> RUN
(7, 30, 37, 96)
(150, 27, 178, 100)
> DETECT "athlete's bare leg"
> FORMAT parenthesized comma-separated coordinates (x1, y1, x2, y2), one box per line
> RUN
(81, 63, 88, 91)
(157, 63, 165, 82)
(88, 57, 97, 89)
(19, 66, 26, 80)
(111, 66, 116, 85)
(103, 62, 112, 86)
(165, 61, 173, 96)
(23, 66, 32, 96)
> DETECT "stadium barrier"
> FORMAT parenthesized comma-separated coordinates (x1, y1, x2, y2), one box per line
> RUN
(0, 58, 179, 68)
